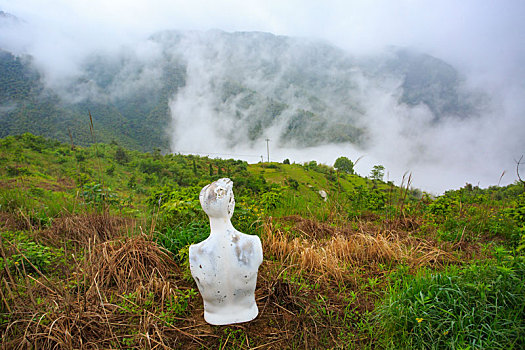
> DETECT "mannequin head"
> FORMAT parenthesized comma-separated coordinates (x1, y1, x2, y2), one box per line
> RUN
(199, 178, 235, 219)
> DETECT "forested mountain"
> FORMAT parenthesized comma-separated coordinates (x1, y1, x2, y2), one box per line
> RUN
(0, 28, 480, 152)
(0, 48, 180, 151)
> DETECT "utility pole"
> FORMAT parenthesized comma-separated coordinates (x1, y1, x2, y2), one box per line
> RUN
(265, 138, 270, 163)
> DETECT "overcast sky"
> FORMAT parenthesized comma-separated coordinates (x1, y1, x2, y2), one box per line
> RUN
(1, 0, 524, 77)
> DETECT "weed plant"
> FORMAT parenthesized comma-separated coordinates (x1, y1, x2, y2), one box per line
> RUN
(0, 231, 64, 275)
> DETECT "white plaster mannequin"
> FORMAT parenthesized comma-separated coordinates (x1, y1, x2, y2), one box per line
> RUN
(189, 178, 263, 325)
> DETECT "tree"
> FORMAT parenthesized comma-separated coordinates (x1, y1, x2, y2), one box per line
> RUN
(153, 148, 162, 160)
(334, 156, 354, 174)
(370, 165, 385, 181)
(115, 147, 129, 164)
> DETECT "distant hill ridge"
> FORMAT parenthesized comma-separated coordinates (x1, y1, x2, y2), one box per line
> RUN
(0, 28, 480, 152)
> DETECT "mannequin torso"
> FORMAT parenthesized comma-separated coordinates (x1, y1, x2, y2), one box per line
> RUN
(189, 178, 263, 325)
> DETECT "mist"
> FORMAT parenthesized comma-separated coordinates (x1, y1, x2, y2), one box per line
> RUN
(1, 1, 524, 193)
(167, 34, 523, 193)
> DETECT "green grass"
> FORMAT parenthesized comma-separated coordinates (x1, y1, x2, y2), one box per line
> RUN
(155, 222, 210, 259)
(377, 254, 525, 349)
(1, 133, 525, 348)
(250, 162, 380, 196)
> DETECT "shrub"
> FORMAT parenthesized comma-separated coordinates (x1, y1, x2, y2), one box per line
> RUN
(304, 160, 318, 171)
(81, 182, 120, 209)
(261, 188, 284, 212)
(351, 185, 386, 212)
(5, 166, 31, 177)
(139, 158, 162, 175)
(427, 195, 457, 218)
(149, 186, 205, 227)
(114, 147, 130, 164)
(75, 150, 86, 162)
(105, 164, 115, 176)
(285, 177, 299, 190)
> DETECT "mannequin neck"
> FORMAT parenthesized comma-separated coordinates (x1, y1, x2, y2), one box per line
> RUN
(208, 216, 234, 236)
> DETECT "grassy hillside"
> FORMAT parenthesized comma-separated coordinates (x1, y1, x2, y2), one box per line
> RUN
(1, 134, 524, 349)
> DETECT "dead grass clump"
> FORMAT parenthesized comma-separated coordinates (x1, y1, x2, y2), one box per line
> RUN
(281, 215, 337, 239)
(1, 229, 373, 349)
(383, 215, 423, 232)
(40, 211, 134, 247)
(1, 275, 201, 349)
(0, 210, 40, 231)
(263, 216, 456, 281)
(1, 233, 207, 349)
(84, 234, 177, 293)
(0, 211, 22, 230)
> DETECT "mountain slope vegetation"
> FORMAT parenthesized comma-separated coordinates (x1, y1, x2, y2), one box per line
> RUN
(0, 30, 481, 153)
(1, 134, 523, 348)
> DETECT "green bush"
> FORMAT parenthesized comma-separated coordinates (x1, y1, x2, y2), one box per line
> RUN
(156, 222, 209, 259)
(150, 186, 205, 227)
(5, 165, 31, 177)
(350, 185, 386, 212)
(377, 257, 525, 349)
(261, 188, 284, 212)
(114, 147, 130, 164)
(81, 182, 120, 209)
(230, 198, 261, 235)
(285, 177, 299, 190)
(505, 193, 525, 250)
(427, 195, 457, 218)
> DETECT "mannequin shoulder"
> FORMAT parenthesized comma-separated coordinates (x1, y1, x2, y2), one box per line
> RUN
(189, 240, 207, 255)
(235, 231, 261, 245)
(243, 233, 263, 262)
(248, 234, 262, 247)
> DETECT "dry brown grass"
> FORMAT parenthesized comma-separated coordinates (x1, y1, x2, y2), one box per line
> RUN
(0, 213, 467, 349)
(39, 211, 135, 247)
(0, 233, 213, 349)
(83, 234, 177, 293)
(1, 232, 330, 349)
(263, 216, 457, 281)
(1, 280, 209, 349)
(1, 224, 368, 349)
(0, 212, 22, 231)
